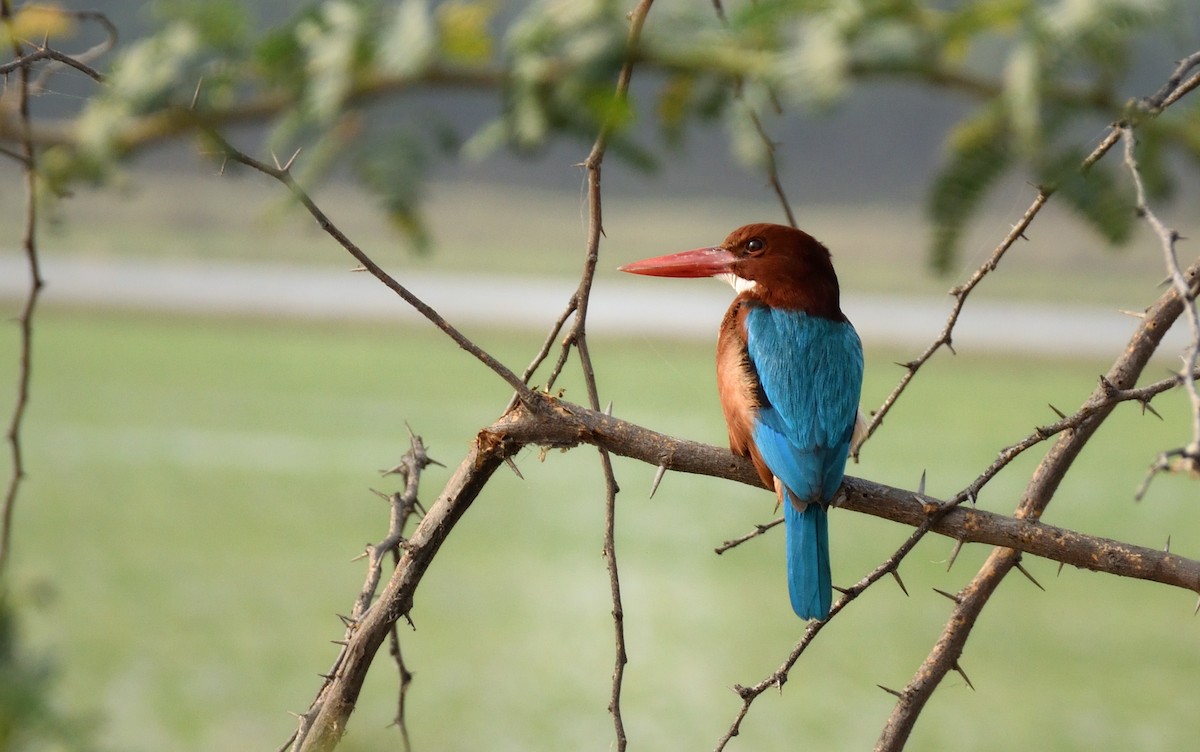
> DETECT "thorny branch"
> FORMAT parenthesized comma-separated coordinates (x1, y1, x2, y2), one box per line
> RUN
(876, 250, 1200, 751)
(203, 130, 539, 407)
(283, 433, 437, 752)
(273, 384, 1200, 751)
(1120, 125, 1200, 498)
(0, 0, 46, 574)
(855, 51, 1200, 463)
(546, 3, 656, 747)
(870, 57, 1200, 742)
(716, 52, 1200, 750)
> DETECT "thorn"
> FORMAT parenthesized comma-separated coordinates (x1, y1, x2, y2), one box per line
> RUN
(271, 150, 282, 171)
(282, 147, 303, 172)
(933, 588, 960, 603)
(1165, 535, 1172, 553)
(946, 538, 965, 571)
(503, 455, 524, 479)
(649, 463, 668, 498)
(890, 569, 910, 597)
(916, 470, 926, 497)
(1014, 561, 1045, 591)
(605, 400, 613, 416)
(1194, 594, 1200, 616)
(831, 584, 849, 595)
(1056, 561, 1065, 577)
(219, 156, 228, 176)
(1117, 308, 1146, 319)
(287, 710, 306, 720)
(1098, 374, 1118, 395)
(337, 613, 356, 627)
(945, 340, 957, 356)
(952, 661, 976, 691)
(1142, 400, 1163, 420)
(877, 684, 904, 699)
(1048, 403, 1067, 420)
(351, 549, 369, 562)
(350, 265, 368, 272)
(190, 77, 203, 110)
(319, 673, 335, 681)
(379, 462, 406, 477)
(330, 639, 349, 646)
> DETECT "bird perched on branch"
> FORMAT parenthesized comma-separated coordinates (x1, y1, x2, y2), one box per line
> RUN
(620, 223, 864, 620)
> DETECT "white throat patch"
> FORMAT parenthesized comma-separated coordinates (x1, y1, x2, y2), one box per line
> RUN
(718, 272, 757, 294)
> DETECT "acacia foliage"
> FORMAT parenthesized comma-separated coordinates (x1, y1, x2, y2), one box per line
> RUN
(5, 0, 1197, 267)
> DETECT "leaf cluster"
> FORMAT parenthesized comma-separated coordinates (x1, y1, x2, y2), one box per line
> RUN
(13, 0, 1200, 265)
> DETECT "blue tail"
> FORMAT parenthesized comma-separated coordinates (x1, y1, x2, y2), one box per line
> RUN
(784, 501, 831, 620)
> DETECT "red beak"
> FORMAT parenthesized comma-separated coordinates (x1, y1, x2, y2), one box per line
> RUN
(618, 247, 736, 278)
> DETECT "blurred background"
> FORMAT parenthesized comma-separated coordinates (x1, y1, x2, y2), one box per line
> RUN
(2, 1, 1200, 750)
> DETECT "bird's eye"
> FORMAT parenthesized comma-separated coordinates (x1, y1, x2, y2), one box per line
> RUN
(745, 238, 765, 254)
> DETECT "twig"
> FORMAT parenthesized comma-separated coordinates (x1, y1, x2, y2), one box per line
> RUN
(0, 2, 46, 575)
(202, 129, 539, 405)
(569, 3, 657, 747)
(0, 44, 105, 80)
(1120, 125, 1200, 498)
(854, 122, 1134, 459)
(714, 517, 782, 554)
(286, 432, 436, 752)
(853, 188, 1051, 458)
(708, 0, 797, 228)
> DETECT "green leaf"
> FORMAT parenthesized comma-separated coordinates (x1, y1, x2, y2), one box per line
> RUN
(378, 0, 437, 75)
(437, 0, 497, 63)
(152, 0, 249, 52)
(1039, 149, 1134, 248)
(354, 133, 432, 253)
(926, 105, 1013, 273)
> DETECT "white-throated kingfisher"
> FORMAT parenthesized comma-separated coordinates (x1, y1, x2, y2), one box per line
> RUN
(620, 223, 864, 620)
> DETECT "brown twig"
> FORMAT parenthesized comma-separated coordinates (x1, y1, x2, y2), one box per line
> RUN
(854, 96, 1173, 460)
(0, 43, 105, 80)
(569, 3, 656, 747)
(0, 1, 46, 575)
(285, 432, 436, 752)
(1120, 125, 1200, 498)
(853, 188, 1051, 459)
(707, 0, 798, 228)
(202, 130, 538, 405)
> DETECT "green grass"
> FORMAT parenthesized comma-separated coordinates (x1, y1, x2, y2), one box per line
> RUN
(2, 305, 1198, 751)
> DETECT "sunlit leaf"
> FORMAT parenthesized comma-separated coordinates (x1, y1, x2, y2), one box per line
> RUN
(4, 3, 74, 43)
(438, 0, 496, 63)
(296, 0, 367, 121)
(153, 0, 248, 51)
(379, 0, 436, 75)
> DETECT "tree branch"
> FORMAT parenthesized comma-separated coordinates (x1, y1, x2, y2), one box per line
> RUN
(277, 387, 1200, 750)
(0, 1, 46, 576)
(875, 250, 1200, 751)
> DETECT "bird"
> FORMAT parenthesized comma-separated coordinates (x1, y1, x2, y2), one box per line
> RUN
(619, 223, 864, 620)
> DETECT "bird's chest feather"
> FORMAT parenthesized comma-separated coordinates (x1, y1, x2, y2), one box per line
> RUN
(716, 300, 765, 462)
